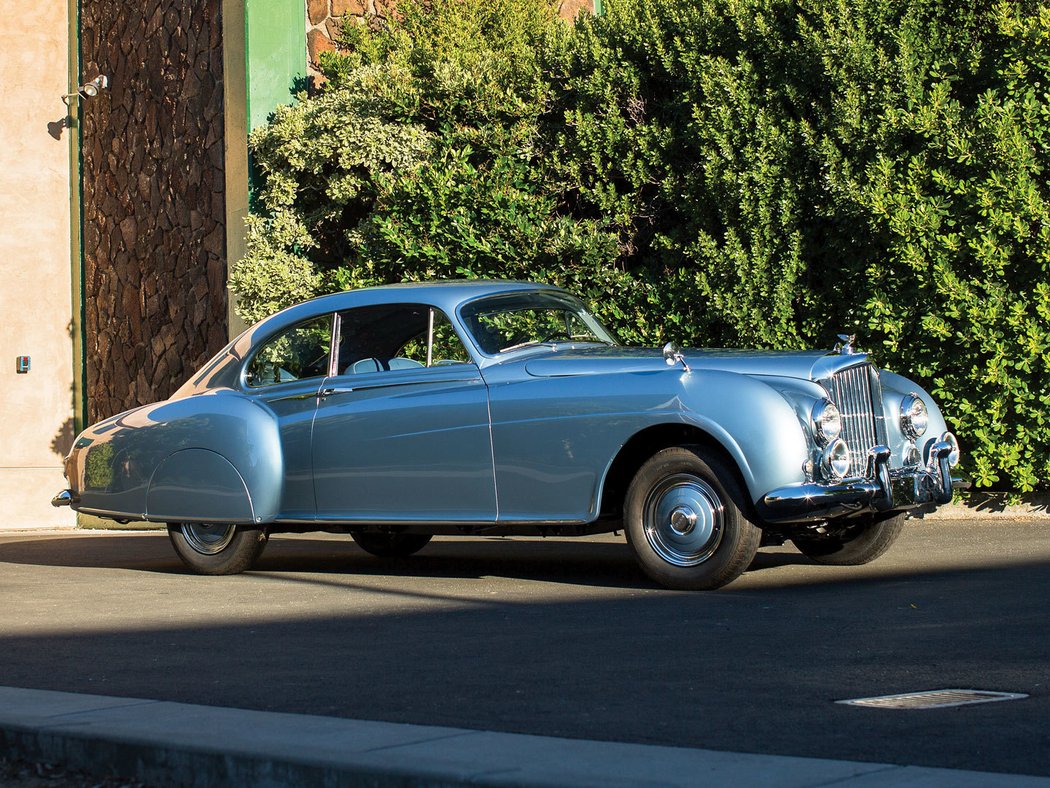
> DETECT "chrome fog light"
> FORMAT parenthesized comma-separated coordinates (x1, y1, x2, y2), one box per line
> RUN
(821, 438, 851, 481)
(812, 399, 842, 445)
(926, 431, 961, 470)
(900, 394, 929, 439)
(902, 443, 922, 466)
(942, 431, 960, 466)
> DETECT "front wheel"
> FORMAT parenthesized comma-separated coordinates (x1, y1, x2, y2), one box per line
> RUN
(624, 446, 760, 590)
(791, 514, 906, 565)
(167, 523, 268, 575)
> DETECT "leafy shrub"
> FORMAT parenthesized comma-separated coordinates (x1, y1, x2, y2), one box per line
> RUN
(235, 0, 631, 324)
(233, 0, 1050, 491)
(553, 0, 1049, 490)
(229, 71, 432, 323)
(848, 3, 1050, 490)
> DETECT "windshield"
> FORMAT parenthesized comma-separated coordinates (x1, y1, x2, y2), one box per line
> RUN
(459, 291, 618, 355)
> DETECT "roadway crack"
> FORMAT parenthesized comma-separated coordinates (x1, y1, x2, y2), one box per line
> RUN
(359, 730, 478, 754)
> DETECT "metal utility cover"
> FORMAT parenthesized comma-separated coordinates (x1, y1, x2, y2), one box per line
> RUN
(836, 689, 1029, 710)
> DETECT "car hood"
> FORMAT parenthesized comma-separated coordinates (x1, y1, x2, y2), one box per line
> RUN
(522, 346, 868, 382)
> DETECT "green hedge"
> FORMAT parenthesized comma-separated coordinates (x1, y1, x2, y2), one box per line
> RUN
(231, 0, 1050, 492)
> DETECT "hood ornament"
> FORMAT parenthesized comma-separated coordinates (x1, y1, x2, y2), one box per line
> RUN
(834, 334, 857, 355)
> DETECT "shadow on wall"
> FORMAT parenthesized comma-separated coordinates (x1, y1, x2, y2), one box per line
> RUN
(52, 320, 77, 459)
(47, 115, 71, 140)
(51, 418, 74, 459)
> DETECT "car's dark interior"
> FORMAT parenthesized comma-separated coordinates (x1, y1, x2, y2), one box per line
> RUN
(335, 304, 432, 374)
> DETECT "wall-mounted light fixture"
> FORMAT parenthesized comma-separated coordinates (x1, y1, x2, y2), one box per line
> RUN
(62, 75, 108, 105)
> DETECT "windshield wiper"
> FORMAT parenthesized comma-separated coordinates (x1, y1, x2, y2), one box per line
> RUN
(500, 338, 616, 353)
(500, 341, 558, 353)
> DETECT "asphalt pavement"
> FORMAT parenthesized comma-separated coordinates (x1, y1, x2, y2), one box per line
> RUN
(0, 519, 1047, 785)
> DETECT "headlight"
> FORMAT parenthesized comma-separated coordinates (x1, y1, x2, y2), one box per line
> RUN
(821, 438, 851, 481)
(899, 394, 928, 439)
(812, 399, 842, 445)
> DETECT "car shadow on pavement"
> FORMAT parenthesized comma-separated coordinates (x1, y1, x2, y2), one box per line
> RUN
(0, 533, 179, 570)
(0, 533, 811, 591)
(1, 536, 1049, 778)
(0, 533, 652, 589)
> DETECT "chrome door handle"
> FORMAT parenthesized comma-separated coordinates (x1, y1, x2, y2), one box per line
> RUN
(319, 386, 354, 399)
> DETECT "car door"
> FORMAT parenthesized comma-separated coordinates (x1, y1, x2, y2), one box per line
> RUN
(311, 303, 496, 523)
(242, 313, 335, 521)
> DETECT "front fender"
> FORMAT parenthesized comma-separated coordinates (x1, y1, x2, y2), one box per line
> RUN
(676, 370, 811, 504)
(879, 370, 951, 464)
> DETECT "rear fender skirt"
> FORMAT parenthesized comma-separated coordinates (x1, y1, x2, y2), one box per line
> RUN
(146, 449, 255, 523)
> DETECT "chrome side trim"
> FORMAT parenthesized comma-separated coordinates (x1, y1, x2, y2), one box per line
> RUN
(272, 516, 592, 526)
(322, 374, 484, 398)
(270, 392, 320, 403)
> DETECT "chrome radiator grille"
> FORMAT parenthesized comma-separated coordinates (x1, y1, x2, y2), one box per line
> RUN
(828, 364, 884, 476)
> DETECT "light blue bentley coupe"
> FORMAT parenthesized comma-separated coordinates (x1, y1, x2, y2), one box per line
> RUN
(54, 281, 964, 589)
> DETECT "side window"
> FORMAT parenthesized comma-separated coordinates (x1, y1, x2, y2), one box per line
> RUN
(335, 304, 472, 375)
(397, 311, 471, 367)
(246, 315, 333, 388)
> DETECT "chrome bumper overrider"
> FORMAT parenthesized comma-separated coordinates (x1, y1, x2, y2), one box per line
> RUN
(761, 439, 967, 524)
(51, 489, 78, 508)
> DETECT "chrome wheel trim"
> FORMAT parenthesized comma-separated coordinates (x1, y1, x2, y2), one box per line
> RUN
(642, 474, 724, 567)
(180, 523, 236, 555)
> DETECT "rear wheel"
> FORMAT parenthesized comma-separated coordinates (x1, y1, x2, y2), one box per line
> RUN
(791, 514, 906, 565)
(351, 531, 432, 558)
(624, 446, 760, 590)
(167, 523, 268, 575)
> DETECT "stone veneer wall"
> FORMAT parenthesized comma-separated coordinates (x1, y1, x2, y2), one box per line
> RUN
(306, 0, 374, 76)
(80, 0, 229, 422)
(306, 0, 594, 79)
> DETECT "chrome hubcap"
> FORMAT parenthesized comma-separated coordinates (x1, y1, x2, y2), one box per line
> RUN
(643, 474, 724, 567)
(181, 523, 236, 555)
(669, 507, 697, 535)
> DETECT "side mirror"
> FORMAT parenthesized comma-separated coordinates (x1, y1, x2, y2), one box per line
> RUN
(662, 342, 691, 373)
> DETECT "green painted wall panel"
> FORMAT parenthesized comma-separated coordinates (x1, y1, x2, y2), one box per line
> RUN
(245, 0, 306, 131)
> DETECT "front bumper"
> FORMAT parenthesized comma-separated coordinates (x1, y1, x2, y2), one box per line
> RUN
(761, 439, 967, 524)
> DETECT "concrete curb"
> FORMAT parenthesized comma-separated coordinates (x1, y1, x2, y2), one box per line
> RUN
(1, 687, 1048, 787)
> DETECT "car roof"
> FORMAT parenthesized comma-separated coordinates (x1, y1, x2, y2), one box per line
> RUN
(263, 279, 560, 331)
(179, 281, 564, 396)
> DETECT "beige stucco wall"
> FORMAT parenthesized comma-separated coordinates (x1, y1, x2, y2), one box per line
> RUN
(0, 5, 76, 528)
